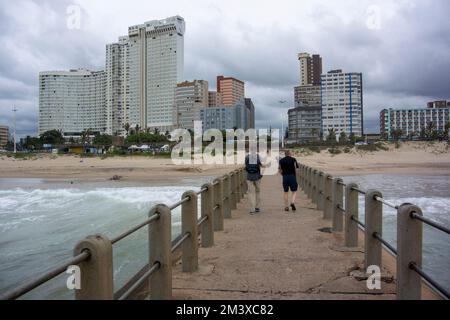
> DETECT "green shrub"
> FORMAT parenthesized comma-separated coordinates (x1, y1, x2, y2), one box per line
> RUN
(344, 147, 351, 153)
(328, 148, 342, 155)
(308, 146, 321, 153)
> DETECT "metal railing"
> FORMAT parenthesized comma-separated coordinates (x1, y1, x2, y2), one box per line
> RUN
(298, 163, 450, 300)
(0, 168, 248, 300)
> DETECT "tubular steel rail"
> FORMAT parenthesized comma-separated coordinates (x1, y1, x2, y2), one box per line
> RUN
(298, 163, 450, 300)
(0, 168, 248, 301)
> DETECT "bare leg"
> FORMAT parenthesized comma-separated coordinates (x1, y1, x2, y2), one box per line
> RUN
(284, 192, 289, 208)
(291, 191, 297, 204)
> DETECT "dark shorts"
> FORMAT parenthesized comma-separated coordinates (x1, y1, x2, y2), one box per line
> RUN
(282, 175, 298, 192)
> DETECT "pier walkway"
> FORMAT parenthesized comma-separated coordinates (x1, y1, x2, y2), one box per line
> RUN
(172, 174, 396, 300)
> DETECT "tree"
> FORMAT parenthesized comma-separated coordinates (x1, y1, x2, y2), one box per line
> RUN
(23, 136, 42, 150)
(339, 131, 348, 145)
(80, 129, 92, 145)
(311, 128, 318, 141)
(391, 129, 403, 141)
(445, 122, 450, 141)
(425, 121, 436, 141)
(93, 134, 113, 145)
(40, 130, 65, 145)
(349, 132, 356, 144)
(124, 123, 130, 136)
(326, 129, 337, 143)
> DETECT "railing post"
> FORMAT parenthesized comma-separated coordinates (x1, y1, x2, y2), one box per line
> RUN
(181, 191, 199, 272)
(236, 169, 242, 201)
(312, 169, 318, 205)
(317, 172, 325, 211)
(149, 204, 172, 300)
(323, 174, 333, 220)
(397, 204, 423, 300)
(201, 183, 214, 248)
(332, 178, 344, 232)
(213, 177, 224, 231)
(74, 234, 114, 300)
(230, 172, 237, 210)
(223, 174, 232, 219)
(307, 167, 312, 199)
(298, 165, 303, 190)
(364, 190, 383, 270)
(345, 183, 359, 247)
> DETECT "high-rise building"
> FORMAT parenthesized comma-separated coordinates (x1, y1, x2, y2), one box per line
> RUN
(0, 125, 9, 147)
(208, 91, 223, 107)
(289, 53, 323, 143)
(174, 80, 209, 130)
(298, 53, 322, 86)
(321, 70, 363, 140)
(216, 76, 245, 107)
(380, 103, 450, 140)
(105, 36, 129, 135)
(126, 16, 185, 132)
(38, 69, 106, 137)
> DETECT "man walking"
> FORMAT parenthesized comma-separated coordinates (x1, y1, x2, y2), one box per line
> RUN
(245, 149, 264, 215)
(279, 150, 299, 212)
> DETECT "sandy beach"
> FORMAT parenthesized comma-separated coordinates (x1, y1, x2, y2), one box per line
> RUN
(0, 142, 449, 181)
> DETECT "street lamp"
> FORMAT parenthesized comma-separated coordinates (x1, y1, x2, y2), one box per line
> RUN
(12, 107, 17, 153)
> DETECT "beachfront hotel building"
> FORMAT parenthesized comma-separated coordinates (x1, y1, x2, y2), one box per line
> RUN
(174, 80, 209, 130)
(109, 16, 185, 132)
(380, 101, 450, 140)
(208, 91, 223, 107)
(0, 125, 9, 146)
(288, 53, 323, 143)
(321, 69, 363, 139)
(216, 76, 245, 107)
(38, 69, 106, 136)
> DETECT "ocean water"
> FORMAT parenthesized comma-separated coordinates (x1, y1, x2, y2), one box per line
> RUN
(0, 174, 449, 299)
(0, 177, 211, 300)
(342, 174, 450, 295)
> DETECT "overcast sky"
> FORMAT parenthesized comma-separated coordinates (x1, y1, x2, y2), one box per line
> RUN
(0, 0, 449, 138)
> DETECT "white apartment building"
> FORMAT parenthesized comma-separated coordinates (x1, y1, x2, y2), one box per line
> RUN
(174, 80, 209, 130)
(125, 16, 185, 132)
(321, 70, 363, 139)
(38, 69, 106, 136)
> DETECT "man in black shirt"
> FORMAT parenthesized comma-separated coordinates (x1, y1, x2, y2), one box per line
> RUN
(279, 150, 299, 212)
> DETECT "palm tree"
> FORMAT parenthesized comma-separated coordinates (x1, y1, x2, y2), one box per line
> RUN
(391, 129, 403, 141)
(425, 121, 435, 141)
(445, 122, 450, 141)
(124, 123, 130, 136)
(326, 128, 337, 143)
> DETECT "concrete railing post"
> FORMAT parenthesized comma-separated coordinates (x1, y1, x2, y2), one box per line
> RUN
(323, 174, 333, 220)
(397, 204, 423, 300)
(74, 234, 114, 300)
(213, 178, 224, 231)
(298, 165, 303, 190)
(222, 174, 232, 219)
(181, 191, 199, 272)
(364, 190, 383, 270)
(149, 204, 172, 300)
(236, 169, 242, 201)
(345, 183, 359, 247)
(307, 167, 312, 199)
(312, 169, 318, 205)
(201, 183, 214, 248)
(332, 178, 344, 232)
(230, 173, 237, 210)
(317, 172, 325, 211)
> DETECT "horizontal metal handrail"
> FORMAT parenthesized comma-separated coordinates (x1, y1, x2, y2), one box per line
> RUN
(351, 215, 366, 228)
(196, 187, 208, 196)
(0, 250, 90, 300)
(411, 212, 450, 235)
(336, 204, 346, 213)
(337, 181, 347, 187)
(117, 262, 160, 301)
(351, 186, 367, 195)
(409, 262, 450, 300)
(171, 232, 190, 254)
(374, 196, 399, 210)
(373, 232, 398, 256)
(197, 216, 208, 227)
(169, 196, 191, 211)
(213, 204, 220, 211)
(111, 213, 160, 245)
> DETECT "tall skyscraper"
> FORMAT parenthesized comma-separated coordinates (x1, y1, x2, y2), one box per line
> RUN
(174, 80, 209, 130)
(107, 16, 185, 132)
(216, 76, 245, 107)
(38, 69, 106, 136)
(289, 53, 323, 143)
(321, 70, 363, 139)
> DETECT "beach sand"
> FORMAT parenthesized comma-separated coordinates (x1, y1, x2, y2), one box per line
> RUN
(0, 142, 449, 181)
